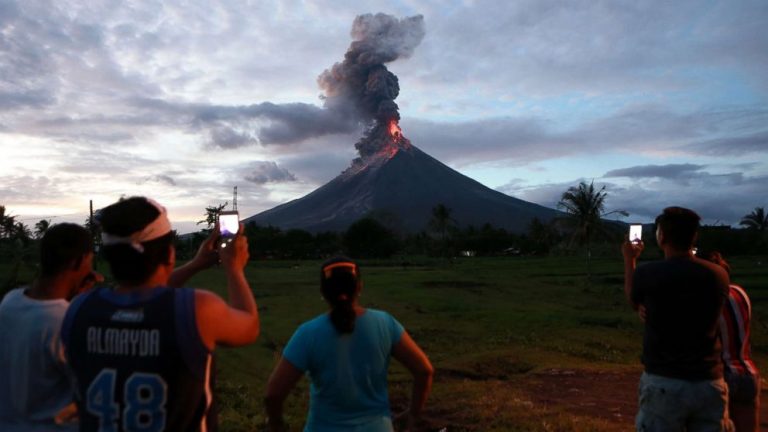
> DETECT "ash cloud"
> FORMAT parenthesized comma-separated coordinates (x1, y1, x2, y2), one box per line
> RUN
(318, 13, 425, 158)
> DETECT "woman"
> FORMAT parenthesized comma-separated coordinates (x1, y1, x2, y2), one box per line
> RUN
(706, 251, 760, 432)
(265, 257, 433, 431)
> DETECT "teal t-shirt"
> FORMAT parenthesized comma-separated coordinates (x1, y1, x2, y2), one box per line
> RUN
(283, 309, 405, 432)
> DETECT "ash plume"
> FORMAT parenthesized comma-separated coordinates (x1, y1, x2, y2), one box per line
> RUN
(318, 13, 425, 158)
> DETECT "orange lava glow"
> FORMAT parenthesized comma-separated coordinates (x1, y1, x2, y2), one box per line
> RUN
(389, 120, 402, 140)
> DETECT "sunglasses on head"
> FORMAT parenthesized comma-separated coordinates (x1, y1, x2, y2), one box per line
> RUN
(323, 262, 357, 279)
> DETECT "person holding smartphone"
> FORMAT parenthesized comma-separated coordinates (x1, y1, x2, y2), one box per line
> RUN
(622, 207, 732, 431)
(62, 196, 259, 432)
(264, 257, 433, 432)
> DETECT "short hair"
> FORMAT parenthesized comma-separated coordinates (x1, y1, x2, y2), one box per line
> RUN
(40, 223, 93, 277)
(320, 256, 360, 334)
(655, 206, 700, 250)
(99, 197, 173, 285)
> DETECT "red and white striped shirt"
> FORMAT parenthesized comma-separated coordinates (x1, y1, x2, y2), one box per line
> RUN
(719, 284, 758, 376)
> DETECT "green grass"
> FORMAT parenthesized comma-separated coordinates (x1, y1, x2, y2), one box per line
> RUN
(2, 253, 767, 431)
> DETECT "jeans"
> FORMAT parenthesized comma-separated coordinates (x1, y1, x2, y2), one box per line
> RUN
(636, 372, 734, 432)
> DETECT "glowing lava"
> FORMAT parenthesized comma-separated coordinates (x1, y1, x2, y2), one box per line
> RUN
(389, 120, 402, 140)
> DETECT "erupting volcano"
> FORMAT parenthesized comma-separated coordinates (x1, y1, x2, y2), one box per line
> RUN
(246, 13, 558, 233)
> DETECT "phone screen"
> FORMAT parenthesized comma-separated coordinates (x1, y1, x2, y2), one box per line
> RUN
(218, 212, 240, 237)
(629, 224, 642, 243)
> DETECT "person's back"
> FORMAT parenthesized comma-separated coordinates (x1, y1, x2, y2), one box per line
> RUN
(623, 207, 733, 431)
(62, 286, 212, 431)
(265, 257, 433, 432)
(284, 309, 403, 430)
(633, 257, 727, 380)
(62, 196, 259, 432)
(0, 289, 74, 431)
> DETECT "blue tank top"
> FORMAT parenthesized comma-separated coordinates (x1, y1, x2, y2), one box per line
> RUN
(62, 287, 214, 432)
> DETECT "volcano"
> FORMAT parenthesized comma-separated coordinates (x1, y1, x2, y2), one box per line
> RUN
(245, 126, 559, 233)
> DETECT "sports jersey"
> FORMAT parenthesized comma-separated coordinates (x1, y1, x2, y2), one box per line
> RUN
(283, 309, 404, 432)
(62, 287, 215, 432)
(0, 288, 76, 431)
(719, 284, 758, 376)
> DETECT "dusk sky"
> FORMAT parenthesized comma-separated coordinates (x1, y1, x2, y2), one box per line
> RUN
(2, 0, 766, 234)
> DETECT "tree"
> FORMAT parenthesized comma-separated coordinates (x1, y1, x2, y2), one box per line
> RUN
(198, 202, 228, 230)
(558, 181, 627, 279)
(34, 219, 51, 239)
(740, 207, 767, 231)
(344, 217, 399, 259)
(429, 204, 456, 257)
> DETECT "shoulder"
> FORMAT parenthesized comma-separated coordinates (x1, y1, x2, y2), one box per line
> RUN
(0, 287, 24, 308)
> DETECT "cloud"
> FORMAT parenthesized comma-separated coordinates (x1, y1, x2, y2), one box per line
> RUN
(691, 131, 768, 156)
(141, 175, 176, 186)
(242, 161, 297, 184)
(499, 170, 768, 225)
(604, 164, 706, 179)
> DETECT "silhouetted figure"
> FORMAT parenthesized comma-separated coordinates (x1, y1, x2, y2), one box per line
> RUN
(623, 207, 733, 431)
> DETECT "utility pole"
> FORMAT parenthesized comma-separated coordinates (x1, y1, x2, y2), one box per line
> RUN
(232, 186, 238, 212)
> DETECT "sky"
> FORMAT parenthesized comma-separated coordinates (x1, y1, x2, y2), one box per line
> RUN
(1, 0, 766, 234)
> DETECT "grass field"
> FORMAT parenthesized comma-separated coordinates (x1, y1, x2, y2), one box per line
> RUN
(183, 253, 768, 431)
(3, 253, 767, 430)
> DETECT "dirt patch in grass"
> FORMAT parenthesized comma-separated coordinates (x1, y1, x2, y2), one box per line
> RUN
(520, 368, 639, 426)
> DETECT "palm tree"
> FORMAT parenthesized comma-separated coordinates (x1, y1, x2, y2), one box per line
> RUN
(558, 181, 626, 279)
(429, 204, 455, 257)
(740, 207, 767, 231)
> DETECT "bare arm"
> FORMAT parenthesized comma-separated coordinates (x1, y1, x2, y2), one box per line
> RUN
(168, 229, 220, 288)
(392, 331, 434, 430)
(195, 224, 259, 350)
(264, 358, 303, 432)
(622, 237, 643, 311)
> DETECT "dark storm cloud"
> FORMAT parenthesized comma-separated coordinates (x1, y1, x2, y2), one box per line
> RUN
(604, 164, 706, 179)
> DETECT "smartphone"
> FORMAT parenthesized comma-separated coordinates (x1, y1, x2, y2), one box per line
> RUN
(218, 211, 240, 239)
(629, 224, 642, 244)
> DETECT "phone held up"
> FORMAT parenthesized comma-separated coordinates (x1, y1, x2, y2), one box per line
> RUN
(218, 210, 240, 247)
(629, 224, 643, 244)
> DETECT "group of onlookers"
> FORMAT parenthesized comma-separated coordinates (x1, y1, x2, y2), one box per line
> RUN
(0, 199, 760, 432)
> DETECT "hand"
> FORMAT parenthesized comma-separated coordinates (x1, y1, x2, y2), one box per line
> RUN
(621, 235, 644, 262)
(219, 223, 249, 272)
(54, 402, 78, 425)
(190, 225, 221, 270)
(638, 304, 647, 323)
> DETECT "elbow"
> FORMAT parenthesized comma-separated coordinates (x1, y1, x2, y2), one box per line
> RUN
(246, 318, 260, 344)
(415, 360, 435, 379)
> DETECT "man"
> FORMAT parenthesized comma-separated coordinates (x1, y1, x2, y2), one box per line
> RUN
(62, 196, 259, 431)
(622, 207, 733, 431)
(0, 223, 100, 431)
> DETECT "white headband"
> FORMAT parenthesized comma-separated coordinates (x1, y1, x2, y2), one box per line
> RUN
(101, 198, 172, 253)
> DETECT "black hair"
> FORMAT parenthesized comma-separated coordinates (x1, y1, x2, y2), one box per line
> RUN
(40, 223, 93, 277)
(99, 197, 173, 285)
(320, 256, 360, 334)
(702, 250, 731, 276)
(655, 206, 700, 250)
